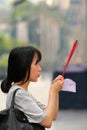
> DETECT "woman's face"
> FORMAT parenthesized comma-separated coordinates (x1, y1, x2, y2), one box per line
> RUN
(29, 53, 42, 82)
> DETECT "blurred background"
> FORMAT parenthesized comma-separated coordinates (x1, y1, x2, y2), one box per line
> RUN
(0, 0, 87, 129)
(0, 0, 87, 74)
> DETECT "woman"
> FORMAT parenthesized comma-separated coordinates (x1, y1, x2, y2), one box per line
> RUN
(1, 46, 64, 129)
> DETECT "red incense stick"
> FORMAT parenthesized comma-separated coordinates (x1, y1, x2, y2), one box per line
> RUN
(62, 40, 78, 76)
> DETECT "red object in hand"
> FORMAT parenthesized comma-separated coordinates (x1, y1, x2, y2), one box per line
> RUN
(62, 40, 78, 76)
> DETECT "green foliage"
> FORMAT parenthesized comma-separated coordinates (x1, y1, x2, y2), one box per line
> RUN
(0, 35, 29, 68)
(0, 34, 29, 52)
(0, 54, 8, 67)
(0, 34, 13, 52)
(3, 38, 14, 50)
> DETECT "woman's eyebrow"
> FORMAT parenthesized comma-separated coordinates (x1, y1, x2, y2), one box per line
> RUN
(36, 58, 39, 63)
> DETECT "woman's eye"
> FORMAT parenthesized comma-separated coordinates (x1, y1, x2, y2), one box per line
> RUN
(36, 60, 39, 64)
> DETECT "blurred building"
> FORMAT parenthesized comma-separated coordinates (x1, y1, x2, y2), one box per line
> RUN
(39, 12, 60, 70)
(52, 0, 70, 9)
(66, 0, 87, 65)
(16, 21, 29, 42)
(51, 0, 87, 67)
(0, 8, 10, 36)
(0, 0, 87, 71)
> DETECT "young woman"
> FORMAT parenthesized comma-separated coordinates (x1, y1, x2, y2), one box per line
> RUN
(1, 46, 64, 129)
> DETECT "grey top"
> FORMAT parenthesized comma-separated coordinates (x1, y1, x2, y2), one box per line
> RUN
(6, 86, 46, 123)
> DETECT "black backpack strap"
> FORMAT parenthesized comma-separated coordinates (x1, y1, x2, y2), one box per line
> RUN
(11, 88, 20, 108)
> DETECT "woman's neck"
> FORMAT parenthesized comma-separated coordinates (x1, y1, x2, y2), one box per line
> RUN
(13, 81, 30, 91)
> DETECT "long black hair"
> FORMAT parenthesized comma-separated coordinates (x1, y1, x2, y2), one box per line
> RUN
(1, 46, 42, 93)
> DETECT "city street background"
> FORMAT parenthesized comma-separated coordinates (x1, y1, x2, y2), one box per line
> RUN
(0, 1, 87, 130)
(0, 72, 87, 130)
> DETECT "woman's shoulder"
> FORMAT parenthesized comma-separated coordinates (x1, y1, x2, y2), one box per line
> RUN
(9, 86, 36, 102)
(9, 86, 28, 95)
(6, 86, 29, 107)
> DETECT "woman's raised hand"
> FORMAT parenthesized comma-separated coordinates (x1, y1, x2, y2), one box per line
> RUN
(51, 75, 64, 92)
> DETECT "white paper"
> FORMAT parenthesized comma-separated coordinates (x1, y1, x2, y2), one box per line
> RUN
(62, 78, 76, 93)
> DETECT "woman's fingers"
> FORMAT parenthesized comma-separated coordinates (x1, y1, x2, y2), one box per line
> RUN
(52, 75, 64, 84)
(51, 76, 64, 92)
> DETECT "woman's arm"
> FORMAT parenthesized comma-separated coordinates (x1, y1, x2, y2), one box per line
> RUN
(40, 75, 64, 128)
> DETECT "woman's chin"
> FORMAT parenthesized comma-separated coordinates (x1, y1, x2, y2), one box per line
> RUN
(33, 78, 38, 82)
